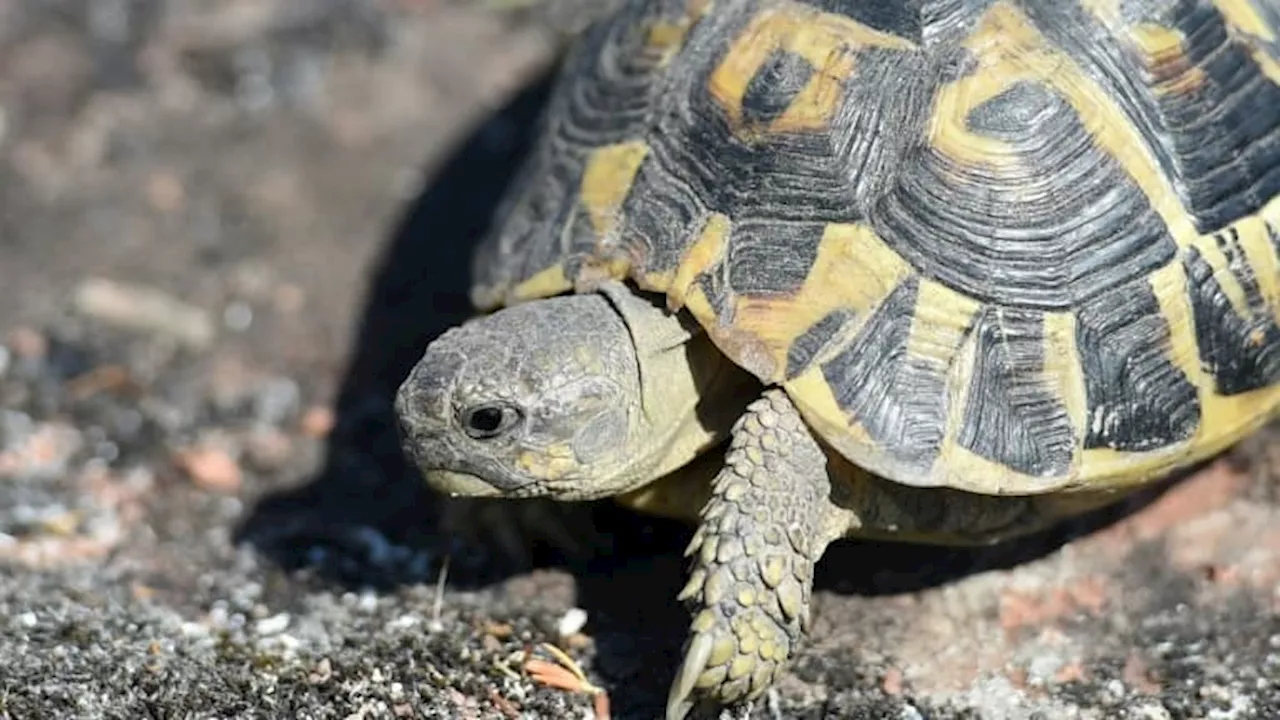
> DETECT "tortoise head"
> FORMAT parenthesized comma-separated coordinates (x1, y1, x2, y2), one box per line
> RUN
(395, 282, 749, 502)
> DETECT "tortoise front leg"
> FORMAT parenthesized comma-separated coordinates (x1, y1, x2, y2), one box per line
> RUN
(667, 389, 849, 720)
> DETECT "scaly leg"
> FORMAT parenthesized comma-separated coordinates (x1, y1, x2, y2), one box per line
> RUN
(667, 389, 849, 720)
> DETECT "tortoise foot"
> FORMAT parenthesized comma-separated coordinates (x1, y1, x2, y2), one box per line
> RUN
(666, 601, 794, 720)
(666, 390, 835, 719)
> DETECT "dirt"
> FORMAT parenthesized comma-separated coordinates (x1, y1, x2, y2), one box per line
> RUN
(0, 2, 1277, 719)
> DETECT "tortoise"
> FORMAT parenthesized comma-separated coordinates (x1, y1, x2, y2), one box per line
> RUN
(395, 0, 1280, 716)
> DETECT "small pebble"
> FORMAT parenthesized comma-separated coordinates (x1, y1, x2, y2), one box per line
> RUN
(385, 614, 420, 631)
(254, 612, 291, 636)
(73, 278, 214, 348)
(557, 607, 588, 638)
(1131, 703, 1171, 720)
(882, 667, 905, 695)
(308, 658, 333, 685)
(299, 405, 335, 437)
(174, 444, 242, 494)
(484, 621, 513, 639)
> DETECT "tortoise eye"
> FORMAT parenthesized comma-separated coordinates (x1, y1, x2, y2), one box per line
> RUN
(461, 403, 522, 440)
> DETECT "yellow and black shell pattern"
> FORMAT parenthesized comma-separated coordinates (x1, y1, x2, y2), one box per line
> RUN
(471, 0, 1280, 496)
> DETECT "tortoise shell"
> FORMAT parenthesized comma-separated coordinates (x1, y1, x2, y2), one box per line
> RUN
(470, 0, 1280, 496)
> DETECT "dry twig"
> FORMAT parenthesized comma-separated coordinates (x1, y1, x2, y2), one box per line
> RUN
(523, 642, 611, 720)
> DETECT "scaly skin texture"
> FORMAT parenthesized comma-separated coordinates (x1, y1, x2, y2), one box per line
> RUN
(667, 389, 850, 720)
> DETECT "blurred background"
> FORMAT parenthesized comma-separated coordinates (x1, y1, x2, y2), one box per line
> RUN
(0, 2, 1277, 718)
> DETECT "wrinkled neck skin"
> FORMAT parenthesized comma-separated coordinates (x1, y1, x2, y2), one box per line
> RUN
(394, 281, 758, 502)
(606, 284, 757, 494)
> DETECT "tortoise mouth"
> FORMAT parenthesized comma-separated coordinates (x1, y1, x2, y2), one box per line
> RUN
(423, 469, 505, 498)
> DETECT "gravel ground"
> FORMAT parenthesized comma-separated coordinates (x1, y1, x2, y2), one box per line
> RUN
(1, 2, 1277, 719)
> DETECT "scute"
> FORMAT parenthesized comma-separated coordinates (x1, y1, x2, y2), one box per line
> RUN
(818, 277, 948, 474)
(473, 0, 1280, 495)
(803, 0, 927, 43)
(1075, 273, 1201, 453)
(470, 0, 710, 308)
(958, 307, 1076, 478)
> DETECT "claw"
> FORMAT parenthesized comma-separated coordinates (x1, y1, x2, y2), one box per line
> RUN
(666, 631, 713, 720)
